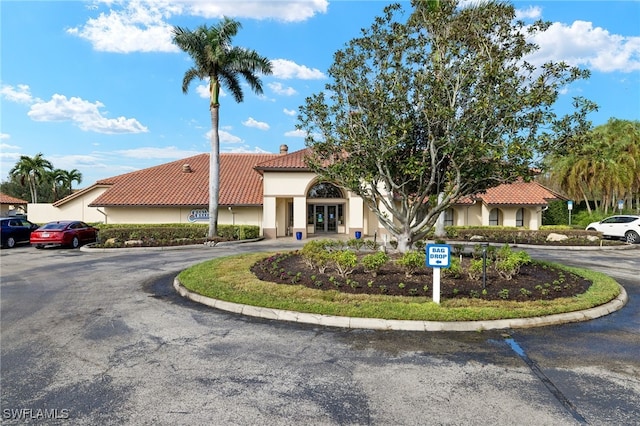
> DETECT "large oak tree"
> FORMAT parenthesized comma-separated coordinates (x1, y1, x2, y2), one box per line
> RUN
(298, 0, 595, 252)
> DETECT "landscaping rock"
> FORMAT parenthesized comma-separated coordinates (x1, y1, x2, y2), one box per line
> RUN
(546, 233, 569, 242)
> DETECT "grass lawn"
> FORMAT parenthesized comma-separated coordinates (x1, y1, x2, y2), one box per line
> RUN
(177, 252, 621, 322)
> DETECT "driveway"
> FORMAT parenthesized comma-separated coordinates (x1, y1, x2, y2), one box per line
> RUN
(1, 241, 638, 425)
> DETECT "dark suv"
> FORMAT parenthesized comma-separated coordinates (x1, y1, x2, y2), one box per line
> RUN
(0, 217, 39, 248)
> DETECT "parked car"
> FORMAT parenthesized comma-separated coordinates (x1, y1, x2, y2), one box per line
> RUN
(0, 217, 40, 248)
(30, 221, 99, 249)
(586, 215, 640, 244)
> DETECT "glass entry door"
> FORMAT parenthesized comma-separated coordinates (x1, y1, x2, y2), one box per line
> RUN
(314, 205, 338, 233)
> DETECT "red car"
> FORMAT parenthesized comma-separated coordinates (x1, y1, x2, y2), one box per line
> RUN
(30, 221, 99, 249)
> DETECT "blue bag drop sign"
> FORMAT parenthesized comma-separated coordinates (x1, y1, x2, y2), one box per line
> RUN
(426, 244, 451, 268)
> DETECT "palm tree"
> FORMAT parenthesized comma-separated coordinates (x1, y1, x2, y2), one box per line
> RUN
(172, 19, 272, 238)
(48, 168, 66, 201)
(59, 169, 83, 193)
(9, 153, 53, 203)
(47, 168, 83, 201)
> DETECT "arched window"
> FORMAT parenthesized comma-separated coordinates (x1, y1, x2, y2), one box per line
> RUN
(489, 208, 502, 226)
(307, 182, 343, 198)
(516, 208, 525, 227)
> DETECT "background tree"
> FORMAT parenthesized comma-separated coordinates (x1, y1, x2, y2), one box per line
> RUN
(298, 0, 594, 252)
(172, 19, 272, 238)
(9, 153, 53, 203)
(46, 168, 82, 201)
(547, 118, 639, 215)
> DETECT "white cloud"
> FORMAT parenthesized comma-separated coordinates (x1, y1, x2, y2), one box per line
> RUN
(69, 1, 327, 54)
(27, 94, 149, 134)
(271, 59, 325, 80)
(515, 6, 542, 20)
(196, 84, 209, 99)
(268, 82, 297, 96)
(67, 1, 179, 53)
(206, 129, 243, 144)
(284, 129, 306, 138)
(115, 146, 201, 159)
(283, 108, 296, 116)
(222, 145, 270, 154)
(0, 134, 11, 141)
(528, 21, 640, 73)
(0, 84, 38, 104)
(186, 0, 328, 23)
(242, 117, 270, 131)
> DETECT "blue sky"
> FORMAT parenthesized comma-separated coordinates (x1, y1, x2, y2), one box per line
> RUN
(1, 0, 639, 187)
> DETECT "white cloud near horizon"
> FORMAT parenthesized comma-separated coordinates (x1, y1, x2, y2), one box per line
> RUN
(529, 20, 640, 73)
(271, 59, 325, 80)
(115, 146, 201, 159)
(27, 94, 149, 134)
(268, 82, 297, 96)
(284, 129, 306, 138)
(242, 117, 270, 130)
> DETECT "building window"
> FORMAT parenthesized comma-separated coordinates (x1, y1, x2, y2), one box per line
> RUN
(489, 208, 502, 226)
(307, 182, 343, 198)
(516, 208, 525, 227)
(444, 208, 454, 226)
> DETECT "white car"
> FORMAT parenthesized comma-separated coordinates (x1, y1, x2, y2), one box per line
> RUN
(586, 215, 640, 244)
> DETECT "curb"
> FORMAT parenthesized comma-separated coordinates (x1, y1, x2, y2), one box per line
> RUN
(173, 278, 628, 332)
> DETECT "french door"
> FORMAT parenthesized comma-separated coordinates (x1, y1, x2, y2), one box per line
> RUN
(314, 205, 338, 233)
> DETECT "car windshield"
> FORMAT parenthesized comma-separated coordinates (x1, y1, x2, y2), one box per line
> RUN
(41, 223, 68, 230)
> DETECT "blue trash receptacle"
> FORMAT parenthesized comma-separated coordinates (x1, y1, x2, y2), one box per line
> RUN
(296, 232, 302, 240)
(355, 231, 362, 239)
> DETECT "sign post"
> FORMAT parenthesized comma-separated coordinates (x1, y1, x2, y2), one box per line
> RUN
(426, 243, 451, 304)
(618, 199, 624, 213)
(567, 200, 573, 226)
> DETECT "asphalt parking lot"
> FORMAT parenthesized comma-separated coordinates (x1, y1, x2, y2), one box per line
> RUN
(1, 240, 638, 425)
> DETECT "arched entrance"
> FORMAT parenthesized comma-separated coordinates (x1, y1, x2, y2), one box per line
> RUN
(307, 182, 345, 234)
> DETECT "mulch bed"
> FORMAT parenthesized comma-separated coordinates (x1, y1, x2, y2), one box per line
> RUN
(250, 252, 592, 302)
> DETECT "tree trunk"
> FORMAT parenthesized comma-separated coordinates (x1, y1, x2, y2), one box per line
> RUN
(208, 106, 220, 239)
(395, 228, 413, 253)
(434, 192, 446, 238)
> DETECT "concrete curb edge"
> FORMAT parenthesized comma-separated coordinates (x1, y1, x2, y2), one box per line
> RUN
(173, 278, 628, 332)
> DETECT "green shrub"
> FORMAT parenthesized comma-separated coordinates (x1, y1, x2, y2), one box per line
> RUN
(300, 240, 333, 273)
(467, 258, 487, 281)
(494, 248, 531, 280)
(361, 251, 389, 277)
(396, 250, 426, 277)
(346, 238, 366, 251)
(331, 250, 358, 278)
(443, 257, 462, 278)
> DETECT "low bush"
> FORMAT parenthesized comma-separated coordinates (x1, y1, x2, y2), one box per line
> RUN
(362, 251, 389, 277)
(96, 223, 259, 247)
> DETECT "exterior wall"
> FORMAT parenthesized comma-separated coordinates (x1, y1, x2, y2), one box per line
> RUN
(1, 203, 26, 217)
(100, 206, 262, 227)
(27, 187, 109, 224)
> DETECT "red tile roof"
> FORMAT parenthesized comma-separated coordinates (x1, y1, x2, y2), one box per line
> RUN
(455, 180, 565, 206)
(88, 153, 279, 207)
(64, 147, 560, 209)
(0, 192, 28, 204)
(255, 148, 312, 171)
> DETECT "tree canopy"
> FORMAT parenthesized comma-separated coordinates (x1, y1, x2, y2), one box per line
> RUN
(3, 154, 81, 203)
(547, 118, 639, 214)
(298, 0, 595, 251)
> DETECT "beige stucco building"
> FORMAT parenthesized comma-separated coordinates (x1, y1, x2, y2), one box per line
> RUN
(26, 147, 563, 238)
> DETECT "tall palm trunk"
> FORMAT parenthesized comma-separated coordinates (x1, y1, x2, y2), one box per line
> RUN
(209, 105, 220, 239)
